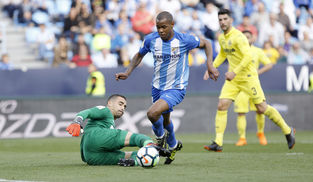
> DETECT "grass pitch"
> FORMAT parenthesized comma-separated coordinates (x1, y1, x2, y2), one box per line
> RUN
(1, 131, 313, 182)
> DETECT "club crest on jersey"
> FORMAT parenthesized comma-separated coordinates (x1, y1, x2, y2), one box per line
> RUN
(228, 40, 232, 46)
(171, 47, 179, 54)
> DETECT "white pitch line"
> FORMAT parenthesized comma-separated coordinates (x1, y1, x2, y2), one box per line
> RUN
(181, 139, 313, 144)
(0, 179, 44, 182)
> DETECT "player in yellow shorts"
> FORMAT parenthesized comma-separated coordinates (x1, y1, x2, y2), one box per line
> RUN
(203, 9, 295, 152)
(234, 30, 273, 146)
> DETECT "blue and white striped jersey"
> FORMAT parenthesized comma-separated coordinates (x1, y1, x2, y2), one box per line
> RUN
(139, 31, 200, 90)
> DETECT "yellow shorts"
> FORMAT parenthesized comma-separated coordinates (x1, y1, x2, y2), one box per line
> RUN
(219, 79, 266, 107)
(234, 91, 257, 113)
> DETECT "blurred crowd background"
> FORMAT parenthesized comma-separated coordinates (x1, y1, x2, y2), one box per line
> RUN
(0, 0, 312, 71)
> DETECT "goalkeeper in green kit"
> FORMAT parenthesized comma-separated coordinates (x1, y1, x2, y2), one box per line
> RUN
(66, 94, 170, 166)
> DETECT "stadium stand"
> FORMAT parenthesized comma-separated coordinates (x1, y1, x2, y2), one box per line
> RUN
(0, 0, 312, 70)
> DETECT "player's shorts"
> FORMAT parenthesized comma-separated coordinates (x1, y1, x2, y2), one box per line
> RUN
(234, 91, 257, 113)
(151, 86, 186, 114)
(219, 79, 265, 105)
(80, 127, 132, 165)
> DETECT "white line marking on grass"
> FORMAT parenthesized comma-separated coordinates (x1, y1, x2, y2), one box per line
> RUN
(183, 140, 313, 144)
(286, 152, 304, 155)
(0, 179, 44, 182)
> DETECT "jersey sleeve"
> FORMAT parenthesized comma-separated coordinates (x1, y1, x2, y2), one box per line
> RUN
(185, 34, 200, 50)
(257, 48, 271, 65)
(139, 37, 151, 56)
(233, 34, 253, 74)
(76, 106, 111, 121)
(213, 37, 227, 68)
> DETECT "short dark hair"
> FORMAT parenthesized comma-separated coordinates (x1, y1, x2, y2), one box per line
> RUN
(107, 94, 126, 103)
(156, 11, 173, 22)
(218, 8, 232, 17)
(242, 30, 252, 35)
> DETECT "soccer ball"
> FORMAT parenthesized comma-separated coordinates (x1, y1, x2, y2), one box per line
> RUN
(136, 146, 160, 167)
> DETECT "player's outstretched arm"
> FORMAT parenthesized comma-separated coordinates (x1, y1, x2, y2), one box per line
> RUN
(115, 52, 144, 81)
(199, 37, 219, 81)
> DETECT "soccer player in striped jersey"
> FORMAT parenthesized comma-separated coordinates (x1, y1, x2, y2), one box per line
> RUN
(116, 11, 219, 164)
(203, 9, 295, 152)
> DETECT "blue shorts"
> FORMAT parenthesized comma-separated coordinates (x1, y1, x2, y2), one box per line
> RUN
(151, 87, 186, 114)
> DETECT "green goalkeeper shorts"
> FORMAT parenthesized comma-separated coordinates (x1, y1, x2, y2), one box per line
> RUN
(80, 127, 135, 165)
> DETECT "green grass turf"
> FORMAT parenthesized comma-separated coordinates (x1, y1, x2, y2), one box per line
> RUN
(0, 131, 313, 182)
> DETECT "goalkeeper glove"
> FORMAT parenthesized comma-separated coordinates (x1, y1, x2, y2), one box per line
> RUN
(66, 116, 84, 137)
(66, 123, 81, 136)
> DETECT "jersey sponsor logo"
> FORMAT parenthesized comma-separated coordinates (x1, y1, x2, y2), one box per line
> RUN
(153, 54, 181, 61)
(96, 106, 106, 110)
(224, 48, 236, 53)
(171, 47, 179, 53)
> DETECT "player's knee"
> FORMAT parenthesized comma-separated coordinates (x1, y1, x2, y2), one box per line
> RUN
(256, 103, 267, 114)
(147, 110, 159, 122)
(217, 102, 229, 110)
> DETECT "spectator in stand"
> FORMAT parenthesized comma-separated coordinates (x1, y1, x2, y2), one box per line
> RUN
(91, 27, 111, 52)
(71, 44, 92, 67)
(244, 0, 260, 16)
(180, 0, 200, 9)
(277, 45, 288, 63)
(199, 3, 219, 40)
(283, 31, 297, 52)
(73, 33, 90, 55)
(158, 0, 181, 16)
(36, 23, 55, 64)
(120, 32, 142, 67)
(16, 0, 34, 26)
(63, 7, 79, 40)
(131, 1, 154, 39)
(294, 0, 311, 24)
(111, 24, 130, 66)
(0, 54, 13, 70)
(106, 0, 122, 23)
(277, 2, 297, 37)
(77, 3, 95, 32)
(300, 31, 313, 53)
(258, 13, 284, 48)
(190, 10, 204, 36)
(77, 20, 93, 45)
(229, 0, 244, 26)
(94, 12, 113, 36)
(298, 16, 313, 41)
(287, 41, 310, 65)
(237, 15, 258, 42)
(263, 41, 280, 64)
(91, 48, 118, 68)
(114, 10, 132, 32)
(175, 8, 193, 33)
(52, 35, 71, 68)
(2, 0, 22, 19)
(250, 2, 269, 31)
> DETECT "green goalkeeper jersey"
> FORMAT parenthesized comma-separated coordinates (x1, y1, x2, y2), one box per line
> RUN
(77, 106, 115, 131)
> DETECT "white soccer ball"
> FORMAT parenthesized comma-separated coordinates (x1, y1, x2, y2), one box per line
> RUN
(136, 146, 160, 167)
